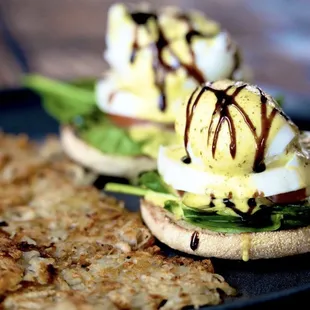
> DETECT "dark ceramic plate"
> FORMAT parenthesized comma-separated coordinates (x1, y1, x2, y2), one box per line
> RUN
(1, 87, 310, 309)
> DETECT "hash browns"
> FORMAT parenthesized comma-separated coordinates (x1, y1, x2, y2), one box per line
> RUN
(0, 133, 236, 309)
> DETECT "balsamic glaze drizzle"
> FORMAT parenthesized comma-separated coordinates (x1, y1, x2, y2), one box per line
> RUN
(190, 231, 200, 251)
(253, 88, 277, 172)
(131, 12, 156, 24)
(247, 198, 257, 215)
(184, 83, 279, 172)
(129, 11, 207, 111)
(207, 84, 245, 159)
(183, 86, 204, 159)
(247, 198, 256, 207)
(223, 198, 256, 218)
(181, 155, 191, 164)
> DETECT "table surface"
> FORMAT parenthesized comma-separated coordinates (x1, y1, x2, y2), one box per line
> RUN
(0, 0, 310, 96)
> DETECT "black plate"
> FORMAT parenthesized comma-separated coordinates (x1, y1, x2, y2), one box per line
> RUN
(1, 87, 310, 309)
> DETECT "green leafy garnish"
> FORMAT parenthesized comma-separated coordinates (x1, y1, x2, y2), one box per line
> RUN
(164, 200, 184, 218)
(23, 74, 177, 158)
(70, 77, 97, 90)
(75, 113, 144, 156)
(23, 74, 96, 123)
(164, 199, 310, 233)
(23, 74, 146, 156)
(185, 214, 282, 233)
(104, 183, 176, 205)
(269, 204, 310, 229)
(80, 124, 143, 156)
(136, 171, 175, 194)
(105, 183, 148, 196)
(106, 170, 310, 233)
(105, 171, 175, 196)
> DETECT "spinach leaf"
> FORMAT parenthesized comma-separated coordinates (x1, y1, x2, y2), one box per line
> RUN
(137, 171, 174, 194)
(164, 200, 184, 218)
(104, 183, 148, 196)
(79, 121, 144, 156)
(269, 203, 310, 229)
(73, 112, 144, 156)
(185, 215, 282, 233)
(165, 199, 310, 233)
(23, 74, 146, 156)
(182, 204, 282, 233)
(70, 78, 97, 90)
(23, 74, 96, 123)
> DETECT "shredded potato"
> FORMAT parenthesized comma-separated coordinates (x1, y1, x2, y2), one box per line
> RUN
(0, 133, 236, 309)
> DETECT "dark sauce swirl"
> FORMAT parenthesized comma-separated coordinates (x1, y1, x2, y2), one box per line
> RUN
(184, 83, 279, 173)
(190, 231, 200, 251)
(181, 155, 191, 164)
(131, 12, 156, 24)
(129, 11, 207, 112)
(130, 12, 157, 64)
(223, 198, 257, 219)
(253, 88, 277, 172)
(247, 198, 257, 214)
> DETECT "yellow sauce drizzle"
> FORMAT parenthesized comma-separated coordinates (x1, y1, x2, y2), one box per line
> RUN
(241, 233, 251, 261)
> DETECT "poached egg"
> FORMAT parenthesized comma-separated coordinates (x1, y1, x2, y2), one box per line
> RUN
(158, 80, 310, 206)
(96, 3, 251, 124)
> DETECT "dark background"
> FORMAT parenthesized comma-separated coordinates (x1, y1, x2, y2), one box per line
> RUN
(1, 0, 310, 96)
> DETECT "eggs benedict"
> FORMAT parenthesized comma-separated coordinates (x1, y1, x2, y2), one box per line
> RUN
(59, 2, 250, 180)
(105, 80, 310, 260)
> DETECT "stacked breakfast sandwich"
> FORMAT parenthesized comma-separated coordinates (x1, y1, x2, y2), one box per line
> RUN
(106, 80, 310, 261)
(28, 3, 250, 180)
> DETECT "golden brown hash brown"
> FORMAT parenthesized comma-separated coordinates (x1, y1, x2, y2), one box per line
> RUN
(0, 133, 236, 309)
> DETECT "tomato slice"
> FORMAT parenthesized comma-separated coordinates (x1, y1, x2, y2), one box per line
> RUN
(268, 188, 307, 204)
(107, 114, 149, 128)
(177, 190, 185, 197)
(107, 114, 174, 129)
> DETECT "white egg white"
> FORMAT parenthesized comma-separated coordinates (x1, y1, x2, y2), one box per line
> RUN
(157, 140, 310, 199)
